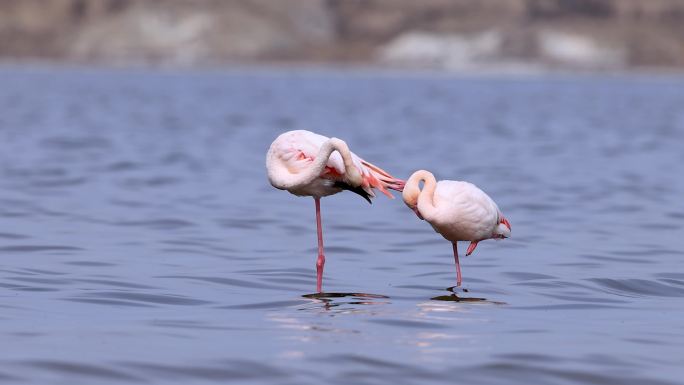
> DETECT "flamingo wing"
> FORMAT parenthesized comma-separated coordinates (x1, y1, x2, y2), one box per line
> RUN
(273, 130, 405, 198)
(433, 181, 500, 239)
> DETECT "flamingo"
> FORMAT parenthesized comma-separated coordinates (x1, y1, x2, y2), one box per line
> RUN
(266, 130, 404, 292)
(402, 170, 511, 287)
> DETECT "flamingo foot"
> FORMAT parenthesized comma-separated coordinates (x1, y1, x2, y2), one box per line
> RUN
(466, 241, 479, 256)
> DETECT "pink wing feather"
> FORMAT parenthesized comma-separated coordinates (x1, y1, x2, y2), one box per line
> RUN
(283, 130, 404, 198)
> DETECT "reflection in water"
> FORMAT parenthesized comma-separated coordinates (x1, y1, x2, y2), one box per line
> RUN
(431, 286, 506, 304)
(302, 292, 391, 311)
(430, 294, 501, 303)
(302, 292, 389, 300)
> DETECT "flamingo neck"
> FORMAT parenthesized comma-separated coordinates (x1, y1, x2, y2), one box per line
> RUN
(405, 170, 439, 221)
(309, 138, 361, 184)
(271, 138, 362, 191)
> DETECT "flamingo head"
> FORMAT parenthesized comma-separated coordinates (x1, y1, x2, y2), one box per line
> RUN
(492, 216, 511, 239)
(402, 182, 424, 220)
(345, 166, 363, 187)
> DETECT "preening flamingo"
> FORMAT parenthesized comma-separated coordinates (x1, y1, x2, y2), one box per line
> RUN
(266, 130, 404, 292)
(402, 170, 511, 287)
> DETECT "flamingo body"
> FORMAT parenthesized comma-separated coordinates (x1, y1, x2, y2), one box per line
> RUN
(428, 180, 502, 242)
(403, 170, 510, 286)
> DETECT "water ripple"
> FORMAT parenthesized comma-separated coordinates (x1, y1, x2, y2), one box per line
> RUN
(151, 319, 242, 330)
(0, 232, 29, 239)
(503, 272, 557, 280)
(74, 278, 157, 289)
(158, 275, 289, 290)
(514, 303, 623, 310)
(70, 291, 212, 306)
(41, 136, 111, 150)
(64, 298, 155, 308)
(220, 299, 308, 310)
(464, 362, 677, 385)
(19, 360, 141, 381)
(121, 361, 290, 381)
(0, 245, 83, 253)
(367, 318, 448, 329)
(589, 278, 684, 298)
(8, 277, 72, 285)
(112, 219, 195, 230)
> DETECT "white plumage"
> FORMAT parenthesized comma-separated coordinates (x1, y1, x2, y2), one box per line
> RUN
(403, 170, 511, 286)
(266, 130, 402, 199)
(266, 130, 404, 292)
(430, 180, 502, 241)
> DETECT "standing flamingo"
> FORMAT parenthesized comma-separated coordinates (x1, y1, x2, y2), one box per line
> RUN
(266, 130, 404, 292)
(402, 170, 511, 287)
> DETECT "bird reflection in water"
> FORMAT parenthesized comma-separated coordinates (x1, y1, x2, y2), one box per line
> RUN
(302, 292, 390, 311)
(430, 286, 506, 304)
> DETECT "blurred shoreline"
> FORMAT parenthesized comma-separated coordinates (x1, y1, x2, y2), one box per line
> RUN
(2, 0, 684, 74)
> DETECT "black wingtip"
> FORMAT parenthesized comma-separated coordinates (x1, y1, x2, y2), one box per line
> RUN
(334, 181, 372, 204)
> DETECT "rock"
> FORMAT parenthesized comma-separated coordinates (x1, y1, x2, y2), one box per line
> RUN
(537, 30, 627, 69)
(378, 30, 502, 70)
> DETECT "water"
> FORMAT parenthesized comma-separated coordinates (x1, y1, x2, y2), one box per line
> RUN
(1, 66, 684, 384)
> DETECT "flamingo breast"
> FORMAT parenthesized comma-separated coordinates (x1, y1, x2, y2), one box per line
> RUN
(430, 181, 500, 242)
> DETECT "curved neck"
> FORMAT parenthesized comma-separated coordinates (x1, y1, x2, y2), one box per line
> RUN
(307, 138, 361, 185)
(269, 138, 362, 190)
(405, 170, 439, 221)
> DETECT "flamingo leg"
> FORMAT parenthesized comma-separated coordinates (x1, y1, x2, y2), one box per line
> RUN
(466, 241, 479, 256)
(315, 197, 325, 293)
(452, 242, 462, 287)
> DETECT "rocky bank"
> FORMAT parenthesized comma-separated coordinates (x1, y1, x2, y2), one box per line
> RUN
(1, 0, 683, 70)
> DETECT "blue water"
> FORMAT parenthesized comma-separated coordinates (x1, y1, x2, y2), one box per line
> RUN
(1, 66, 684, 384)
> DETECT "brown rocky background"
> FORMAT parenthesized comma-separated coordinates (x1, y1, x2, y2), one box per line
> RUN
(1, 0, 683, 70)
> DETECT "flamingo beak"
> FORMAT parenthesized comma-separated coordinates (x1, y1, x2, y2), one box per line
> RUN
(411, 206, 424, 220)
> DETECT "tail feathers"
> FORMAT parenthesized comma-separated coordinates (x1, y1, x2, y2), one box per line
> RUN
(360, 160, 405, 199)
(334, 181, 372, 204)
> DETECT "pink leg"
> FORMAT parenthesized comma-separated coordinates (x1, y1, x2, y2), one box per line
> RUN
(452, 242, 462, 287)
(466, 241, 479, 256)
(315, 198, 325, 293)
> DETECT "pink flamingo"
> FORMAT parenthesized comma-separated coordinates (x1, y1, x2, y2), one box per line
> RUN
(266, 130, 404, 292)
(402, 170, 511, 287)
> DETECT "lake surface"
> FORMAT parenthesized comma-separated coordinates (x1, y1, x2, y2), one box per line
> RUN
(1, 66, 683, 384)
